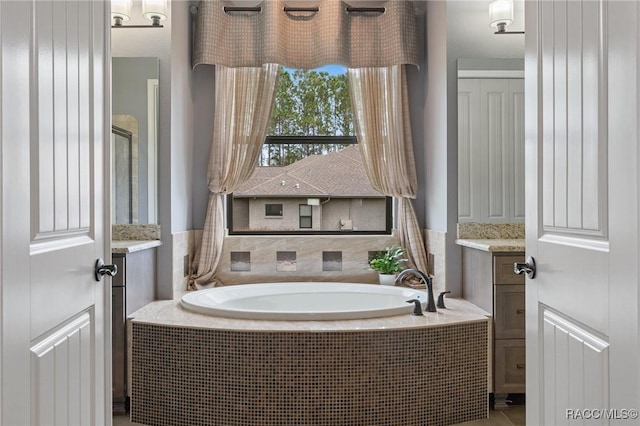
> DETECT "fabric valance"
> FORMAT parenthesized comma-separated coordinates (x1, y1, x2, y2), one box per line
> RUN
(192, 0, 421, 69)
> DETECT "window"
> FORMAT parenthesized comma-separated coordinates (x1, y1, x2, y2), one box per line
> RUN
(299, 204, 312, 228)
(228, 65, 392, 235)
(265, 204, 283, 217)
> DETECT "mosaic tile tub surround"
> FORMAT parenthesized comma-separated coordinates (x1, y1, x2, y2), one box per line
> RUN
(131, 312, 488, 426)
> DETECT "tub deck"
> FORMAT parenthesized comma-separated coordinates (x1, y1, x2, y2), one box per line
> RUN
(130, 297, 490, 331)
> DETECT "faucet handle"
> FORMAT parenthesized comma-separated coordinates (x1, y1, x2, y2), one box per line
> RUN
(436, 291, 451, 309)
(406, 299, 424, 316)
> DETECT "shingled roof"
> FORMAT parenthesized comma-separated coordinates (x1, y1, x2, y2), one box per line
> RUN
(234, 145, 384, 198)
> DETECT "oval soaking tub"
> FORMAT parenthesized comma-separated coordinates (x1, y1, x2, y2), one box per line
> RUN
(181, 282, 428, 320)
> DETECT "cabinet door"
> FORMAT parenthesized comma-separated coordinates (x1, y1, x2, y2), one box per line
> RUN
(495, 339, 526, 394)
(494, 285, 525, 339)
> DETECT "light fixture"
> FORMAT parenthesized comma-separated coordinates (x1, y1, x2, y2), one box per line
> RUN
(112, 0, 132, 26)
(489, 0, 523, 34)
(112, 0, 168, 28)
(142, 0, 168, 26)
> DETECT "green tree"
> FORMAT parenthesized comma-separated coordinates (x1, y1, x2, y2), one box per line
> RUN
(264, 67, 354, 166)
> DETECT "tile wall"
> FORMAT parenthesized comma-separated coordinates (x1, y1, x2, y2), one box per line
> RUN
(424, 228, 446, 295)
(171, 230, 447, 296)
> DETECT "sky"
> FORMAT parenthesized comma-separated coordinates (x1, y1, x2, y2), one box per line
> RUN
(283, 64, 347, 75)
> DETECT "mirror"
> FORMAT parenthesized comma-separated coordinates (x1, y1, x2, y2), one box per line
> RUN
(112, 57, 159, 224)
(457, 58, 525, 223)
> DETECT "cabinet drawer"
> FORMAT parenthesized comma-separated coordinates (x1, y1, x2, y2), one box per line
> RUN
(494, 285, 525, 339)
(493, 254, 525, 285)
(494, 339, 525, 393)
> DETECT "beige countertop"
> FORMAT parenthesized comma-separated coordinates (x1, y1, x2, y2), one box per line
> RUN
(455, 238, 525, 252)
(112, 240, 162, 254)
(129, 297, 490, 332)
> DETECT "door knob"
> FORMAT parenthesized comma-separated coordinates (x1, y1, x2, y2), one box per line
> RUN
(514, 256, 536, 279)
(95, 258, 118, 281)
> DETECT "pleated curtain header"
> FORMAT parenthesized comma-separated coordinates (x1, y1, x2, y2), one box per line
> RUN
(193, 0, 421, 69)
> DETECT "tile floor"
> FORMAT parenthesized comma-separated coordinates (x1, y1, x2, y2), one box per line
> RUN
(113, 404, 525, 426)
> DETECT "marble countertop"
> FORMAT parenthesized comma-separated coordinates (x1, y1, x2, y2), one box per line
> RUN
(129, 297, 490, 332)
(455, 238, 525, 252)
(112, 240, 162, 254)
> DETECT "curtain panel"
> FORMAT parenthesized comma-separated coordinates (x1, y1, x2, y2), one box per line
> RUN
(193, 0, 421, 69)
(190, 64, 280, 289)
(348, 65, 430, 275)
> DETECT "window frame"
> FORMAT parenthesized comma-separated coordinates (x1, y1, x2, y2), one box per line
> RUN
(264, 203, 283, 218)
(227, 136, 393, 236)
(299, 204, 313, 229)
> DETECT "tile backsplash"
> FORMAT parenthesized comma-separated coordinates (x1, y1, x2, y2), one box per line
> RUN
(174, 230, 445, 295)
(212, 234, 400, 286)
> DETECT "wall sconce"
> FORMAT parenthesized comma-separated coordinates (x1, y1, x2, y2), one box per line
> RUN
(112, 0, 168, 28)
(489, 0, 523, 34)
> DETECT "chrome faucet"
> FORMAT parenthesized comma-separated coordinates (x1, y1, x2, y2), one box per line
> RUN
(395, 269, 437, 313)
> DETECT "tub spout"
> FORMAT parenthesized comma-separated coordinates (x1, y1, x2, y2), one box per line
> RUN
(395, 269, 437, 313)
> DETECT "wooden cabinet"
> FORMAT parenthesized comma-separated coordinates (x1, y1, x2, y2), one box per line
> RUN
(112, 248, 157, 413)
(461, 247, 525, 408)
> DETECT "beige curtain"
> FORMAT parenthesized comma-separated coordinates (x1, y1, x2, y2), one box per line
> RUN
(190, 63, 280, 289)
(348, 65, 430, 274)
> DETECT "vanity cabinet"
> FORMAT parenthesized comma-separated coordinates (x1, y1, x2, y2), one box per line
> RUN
(111, 245, 158, 413)
(461, 247, 525, 409)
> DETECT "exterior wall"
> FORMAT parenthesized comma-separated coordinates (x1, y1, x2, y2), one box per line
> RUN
(243, 198, 386, 232)
(247, 198, 309, 231)
(232, 198, 250, 229)
(321, 198, 387, 231)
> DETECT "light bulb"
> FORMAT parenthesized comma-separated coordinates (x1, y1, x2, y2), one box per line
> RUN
(489, 0, 513, 30)
(111, 0, 132, 25)
(142, 0, 168, 26)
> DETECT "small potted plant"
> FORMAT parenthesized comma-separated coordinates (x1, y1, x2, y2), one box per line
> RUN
(368, 245, 407, 285)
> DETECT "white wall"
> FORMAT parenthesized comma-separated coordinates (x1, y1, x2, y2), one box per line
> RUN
(170, 1, 195, 234)
(444, 0, 525, 294)
(170, 0, 525, 295)
(112, 1, 199, 298)
(112, 2, 174, 298)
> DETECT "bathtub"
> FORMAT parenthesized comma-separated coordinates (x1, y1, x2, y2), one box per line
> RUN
(181, 282, 428, 320)
(132, 295, 490, 426)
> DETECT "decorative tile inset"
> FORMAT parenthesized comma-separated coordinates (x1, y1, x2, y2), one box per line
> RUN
(276, 251, 296, 272)
(230, 251, 251, 272)
(322, 251, 342, 271)
(368, 250, 384, 262)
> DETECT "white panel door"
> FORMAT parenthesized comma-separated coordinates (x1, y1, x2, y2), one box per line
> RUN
(526, 0, 639, 424)
(0, 1, 111, 425)
(458, 79, 480, 222)
(458, 78, 524, 224)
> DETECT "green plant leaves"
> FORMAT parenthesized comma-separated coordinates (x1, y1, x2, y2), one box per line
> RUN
(368, 245, 407, 274)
